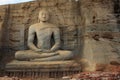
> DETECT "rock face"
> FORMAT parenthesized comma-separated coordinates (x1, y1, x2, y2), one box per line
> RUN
(0, 0, 80, 51)
(0, 0, 119, 71)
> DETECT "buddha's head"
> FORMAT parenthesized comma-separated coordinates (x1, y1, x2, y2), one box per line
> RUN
(38, 9, 49, 22)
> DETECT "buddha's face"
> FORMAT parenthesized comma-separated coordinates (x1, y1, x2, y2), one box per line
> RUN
(39, 10, 49, 22)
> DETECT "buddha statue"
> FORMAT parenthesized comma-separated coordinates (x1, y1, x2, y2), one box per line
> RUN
(15, 9, 74, 61)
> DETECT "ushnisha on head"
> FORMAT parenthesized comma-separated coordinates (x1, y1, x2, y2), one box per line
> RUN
(38, 9, 50, 22)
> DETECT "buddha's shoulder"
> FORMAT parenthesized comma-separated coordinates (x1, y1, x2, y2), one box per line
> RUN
(29, 23, 39, 30)
(48, 23, 59, 29)
(30, 23, 39, 27)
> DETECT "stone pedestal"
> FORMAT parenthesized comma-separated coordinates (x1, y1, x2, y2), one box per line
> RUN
(5, 60, 81, 78)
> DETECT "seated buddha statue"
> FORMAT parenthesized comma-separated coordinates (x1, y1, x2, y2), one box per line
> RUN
(15, 9, 74, 61)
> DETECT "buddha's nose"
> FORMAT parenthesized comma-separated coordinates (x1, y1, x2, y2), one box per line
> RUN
(42, 14, 46, 18)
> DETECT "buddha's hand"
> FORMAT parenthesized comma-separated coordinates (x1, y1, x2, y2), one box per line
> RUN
(42, 49, 52, 53)
(34, 49, 43, 52)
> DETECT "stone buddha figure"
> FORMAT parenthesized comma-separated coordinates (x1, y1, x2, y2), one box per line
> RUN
(15, 9, 73, 61)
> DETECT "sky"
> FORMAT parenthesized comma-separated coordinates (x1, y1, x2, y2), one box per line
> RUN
(0, 0, 34, 5)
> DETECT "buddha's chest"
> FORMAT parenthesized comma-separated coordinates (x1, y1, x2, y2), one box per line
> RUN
(35, 27, 54, 38)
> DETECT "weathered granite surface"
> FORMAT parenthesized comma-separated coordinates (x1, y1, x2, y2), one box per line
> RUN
(0, 0, 119, 72)
(5, 60, 81, 78)
(6, 60, 80, 71)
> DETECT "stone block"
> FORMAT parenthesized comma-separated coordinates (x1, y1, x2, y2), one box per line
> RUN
(5, 60, 81, 77)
